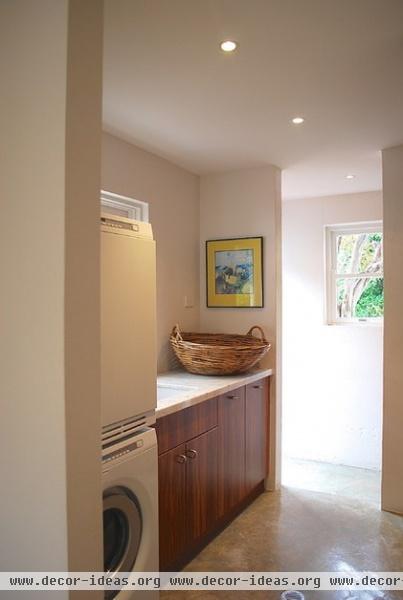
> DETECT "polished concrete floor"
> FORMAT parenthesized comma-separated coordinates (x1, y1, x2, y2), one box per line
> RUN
(282, 458, 381, 507)
(161, 464, 403, 600)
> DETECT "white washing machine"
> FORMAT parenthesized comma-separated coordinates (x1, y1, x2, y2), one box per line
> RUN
(102, 427, 159, 600)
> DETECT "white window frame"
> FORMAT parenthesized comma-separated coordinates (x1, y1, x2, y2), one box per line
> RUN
(325, 221, 383, 325)
(100, 190, 149, 222)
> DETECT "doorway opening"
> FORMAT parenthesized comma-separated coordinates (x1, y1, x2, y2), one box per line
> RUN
(281, 194, 383, 508)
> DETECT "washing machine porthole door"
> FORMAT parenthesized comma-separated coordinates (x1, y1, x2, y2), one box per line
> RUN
(103, 487, 142, 576)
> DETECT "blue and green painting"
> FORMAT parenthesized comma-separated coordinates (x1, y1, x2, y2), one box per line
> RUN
(215, 249, 254, 295)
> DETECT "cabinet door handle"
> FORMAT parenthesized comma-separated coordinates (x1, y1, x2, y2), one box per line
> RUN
(227, 395, 239, 399)
(253, 385, 263, 389)
(175, 454, 187, 464)
(186, 449, 198, 460)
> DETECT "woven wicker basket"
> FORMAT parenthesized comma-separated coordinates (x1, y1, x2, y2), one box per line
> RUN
(170, 324, 271, 376)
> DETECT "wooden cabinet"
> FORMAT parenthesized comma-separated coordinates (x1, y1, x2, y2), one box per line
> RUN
(156, 375, 270, 570)
(158, 444, 187, 568)
(158, 430, 218, 569)
(187, 428, 218, 543)
(157, 400, 218, 570)
(217, 379, 269, 514)
(217, 386, 246, 517)
(245, 378, 269, 495)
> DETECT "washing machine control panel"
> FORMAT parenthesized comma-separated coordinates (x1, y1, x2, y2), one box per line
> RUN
(103, 438, 144, 464)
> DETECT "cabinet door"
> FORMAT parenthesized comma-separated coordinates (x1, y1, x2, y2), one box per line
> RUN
(158, 443, 187, 569)
(218, 386, 246, 517)
(245, 378, 269, 495)
(156, 397, 218, 455)
(186, 428, 218, 542)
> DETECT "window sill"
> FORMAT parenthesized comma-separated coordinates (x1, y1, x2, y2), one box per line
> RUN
(326, 320, 384, 327)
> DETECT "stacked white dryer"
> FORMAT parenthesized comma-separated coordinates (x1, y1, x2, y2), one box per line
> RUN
(100, 214, 159, 600)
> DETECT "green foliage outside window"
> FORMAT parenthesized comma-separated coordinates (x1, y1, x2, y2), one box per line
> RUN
(355, 278, 384, 318)
(335, 231, 383, 320)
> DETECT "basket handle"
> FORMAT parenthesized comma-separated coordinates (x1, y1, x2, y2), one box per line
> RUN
(171, 324, 183, 341)
(246, 325, 267, 342)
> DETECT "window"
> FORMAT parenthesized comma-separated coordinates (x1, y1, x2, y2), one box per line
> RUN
(326, 222, 383, 324)
(101, 190, 149, 222)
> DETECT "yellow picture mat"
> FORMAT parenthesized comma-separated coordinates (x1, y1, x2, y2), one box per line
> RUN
(206, 237, 263, 307)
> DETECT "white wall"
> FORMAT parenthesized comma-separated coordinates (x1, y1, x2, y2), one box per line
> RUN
(65, 0, 104, 576)
(0, 1, 103, 594)
(102, 132, 200, 373)
(200, 167, 281, 365)
(199, 166, 282, 488)
(283, 191, 383, 470)
(382, 144, 403, 514)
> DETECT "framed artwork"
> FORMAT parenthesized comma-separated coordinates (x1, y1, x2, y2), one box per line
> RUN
(206, 237, 264, 308)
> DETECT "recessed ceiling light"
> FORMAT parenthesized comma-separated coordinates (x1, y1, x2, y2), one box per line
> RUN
(346, 174, 355, 179)
(220, 40, 238, 53)
(291, 116, 305, 124)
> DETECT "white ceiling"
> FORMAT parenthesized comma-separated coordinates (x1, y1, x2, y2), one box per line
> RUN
(103, 0, 403, 199)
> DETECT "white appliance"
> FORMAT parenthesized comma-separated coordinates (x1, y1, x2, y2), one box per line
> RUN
(102, 427, 159, 600)
(101, 214, 157, 431)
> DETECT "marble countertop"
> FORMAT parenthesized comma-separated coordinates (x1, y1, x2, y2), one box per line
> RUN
(156, 368, 273, 418)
